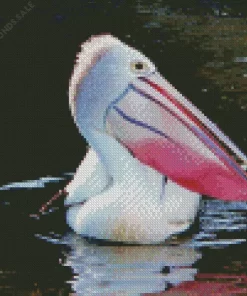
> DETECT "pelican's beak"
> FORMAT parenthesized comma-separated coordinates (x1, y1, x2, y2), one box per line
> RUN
(105, 72, 247, 201)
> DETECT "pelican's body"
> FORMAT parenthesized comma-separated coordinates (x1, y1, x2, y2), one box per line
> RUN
(66, 145, 200, 244)
(65, 34, 247, 244)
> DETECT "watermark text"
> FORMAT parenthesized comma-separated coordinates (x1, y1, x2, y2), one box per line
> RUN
(0, 1, 35, 39)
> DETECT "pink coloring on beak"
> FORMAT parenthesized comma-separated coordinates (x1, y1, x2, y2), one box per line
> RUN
(106, 73, 247, 201)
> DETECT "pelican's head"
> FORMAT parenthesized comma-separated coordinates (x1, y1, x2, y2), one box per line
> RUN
(69, 34, 155, 130)
(69, 34, 247, 201)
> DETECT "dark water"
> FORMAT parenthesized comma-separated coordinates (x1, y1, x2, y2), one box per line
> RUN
(0, 175, 247, 295)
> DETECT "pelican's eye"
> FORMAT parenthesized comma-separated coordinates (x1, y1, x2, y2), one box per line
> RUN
(135, 62, 144, 70)
(130, 61, 150, 73)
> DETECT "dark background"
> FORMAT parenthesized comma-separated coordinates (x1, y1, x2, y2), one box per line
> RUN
(1, 0, 247, 185)
(0, 0, 141, 184)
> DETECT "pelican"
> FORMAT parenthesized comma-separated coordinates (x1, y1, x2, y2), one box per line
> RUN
(62, 34, 247, 244)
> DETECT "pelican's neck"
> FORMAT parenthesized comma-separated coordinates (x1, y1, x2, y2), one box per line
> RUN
(81, 126, 147, 179)
(75, 125, 164, 201)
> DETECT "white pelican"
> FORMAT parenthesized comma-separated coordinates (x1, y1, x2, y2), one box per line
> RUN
(60, 34, 247, 244)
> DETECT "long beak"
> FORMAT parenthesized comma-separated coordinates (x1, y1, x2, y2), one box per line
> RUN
(105, 72, 247, 201)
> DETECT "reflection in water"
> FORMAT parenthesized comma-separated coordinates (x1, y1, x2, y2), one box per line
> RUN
(200, 200, 247, 232)
(41, 233, 200, 295)
(186, 200, 247, 248)
(0, 176, 65, 190)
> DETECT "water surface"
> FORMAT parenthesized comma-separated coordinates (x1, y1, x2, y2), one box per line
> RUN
(0, 176, 246, 295)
